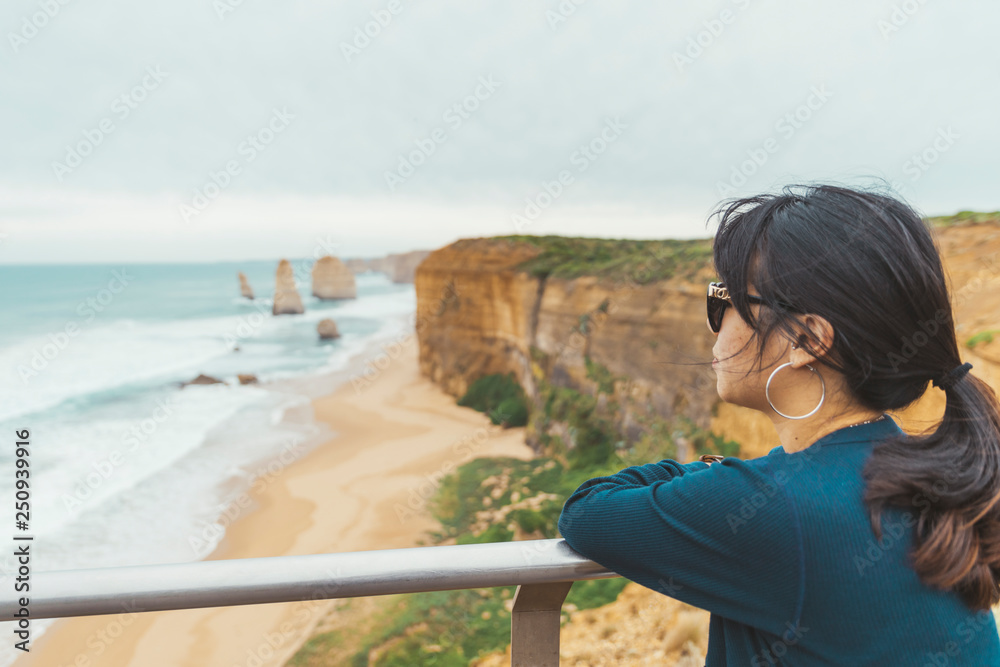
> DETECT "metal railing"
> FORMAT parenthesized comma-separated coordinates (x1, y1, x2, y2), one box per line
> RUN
(2, 538, 616, 666)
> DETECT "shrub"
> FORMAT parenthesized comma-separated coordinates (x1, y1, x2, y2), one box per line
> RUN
(966, 330, 1000, 349)
(458, 373, 529, 428)
(493, 396, 528, 427)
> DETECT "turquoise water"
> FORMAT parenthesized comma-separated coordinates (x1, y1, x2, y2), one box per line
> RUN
(0, 261, 416, 657)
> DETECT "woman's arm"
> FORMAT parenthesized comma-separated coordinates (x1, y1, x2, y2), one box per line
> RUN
(558, 456, 803, 634)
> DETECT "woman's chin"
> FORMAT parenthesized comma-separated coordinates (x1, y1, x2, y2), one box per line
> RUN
(715, 384, 755, 412)
(715, 381, 735, 404)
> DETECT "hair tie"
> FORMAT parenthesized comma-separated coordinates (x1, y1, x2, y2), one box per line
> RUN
(932, 362, 973, 391)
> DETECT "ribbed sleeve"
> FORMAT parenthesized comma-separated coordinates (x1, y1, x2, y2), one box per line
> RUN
(556, 417, 1000, 666)
(559, 456, 802, 637)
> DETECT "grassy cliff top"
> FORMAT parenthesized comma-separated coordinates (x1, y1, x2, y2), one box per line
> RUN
(927, 210, 1000, 228)
(486, 211, 997, 282)
(492, 235, 714, 283)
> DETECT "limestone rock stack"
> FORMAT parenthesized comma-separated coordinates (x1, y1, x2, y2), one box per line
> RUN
(272, 259, 304, 315)
(238, 272, 254, 299)
(317, 318, 341, 340)
(311, 256, 356, 299)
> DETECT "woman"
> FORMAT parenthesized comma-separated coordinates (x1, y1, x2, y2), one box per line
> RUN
(558, 184, 1000, 665)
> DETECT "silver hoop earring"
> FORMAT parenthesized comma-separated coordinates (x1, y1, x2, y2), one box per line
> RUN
(765, 362, 825, 419)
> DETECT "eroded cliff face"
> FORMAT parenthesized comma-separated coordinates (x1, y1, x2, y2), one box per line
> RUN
(417, 221, 1000, 458)
(415, 237, 720, 452)
(415, 238, 544, 396)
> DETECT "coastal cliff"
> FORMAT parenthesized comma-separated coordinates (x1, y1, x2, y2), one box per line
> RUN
(291, 214, 1000, 667)
(415, 236, 720, 455)
(345, 250, 431, 283)
(416, 218, 1000, 459)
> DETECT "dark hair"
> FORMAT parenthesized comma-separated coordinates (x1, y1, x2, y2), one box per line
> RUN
(709, 182, 1000, 610)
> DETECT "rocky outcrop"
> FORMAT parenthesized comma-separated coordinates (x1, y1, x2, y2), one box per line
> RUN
(342, 250, 431, 284)
(414, 237, 718, 452)
(385, 250, 431, 283)
(312, 256, 357, 300)
(238, 272, 254, 300)
(344, 258, 369, 274)
(273, 259, 305, 315)
(237, 374, 258, 385)
(317, 318, 341, 340)
(183, 374, 224, 387)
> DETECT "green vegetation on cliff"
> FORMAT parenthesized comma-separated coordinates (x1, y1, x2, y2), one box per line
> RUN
(966, 330, 1000, 349)
(496, 235, 713, 283)
(927, 210, 1000, 228)
(457, 372, 529, 427)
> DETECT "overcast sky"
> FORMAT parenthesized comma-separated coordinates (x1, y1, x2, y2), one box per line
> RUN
(1, 0, 997, 263)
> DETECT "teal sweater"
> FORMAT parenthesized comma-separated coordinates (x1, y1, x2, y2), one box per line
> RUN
(558, 416, 1000, 665)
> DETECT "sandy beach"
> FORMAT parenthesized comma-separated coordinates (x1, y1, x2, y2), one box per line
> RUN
(17, 335, 533, 667)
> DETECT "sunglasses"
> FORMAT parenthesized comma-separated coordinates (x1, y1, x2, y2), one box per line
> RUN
(707, 282, 797, 333)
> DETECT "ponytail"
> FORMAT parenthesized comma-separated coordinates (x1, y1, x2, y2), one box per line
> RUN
(864, 369, 1000, 610)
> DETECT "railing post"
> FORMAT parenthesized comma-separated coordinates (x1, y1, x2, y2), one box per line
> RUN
(510, 581, 573, 666)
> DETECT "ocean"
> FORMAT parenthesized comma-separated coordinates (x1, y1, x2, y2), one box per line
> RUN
(0, 260, 417, 663)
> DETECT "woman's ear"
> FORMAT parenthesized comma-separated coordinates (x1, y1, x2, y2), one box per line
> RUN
(789, 314, 836, 367)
